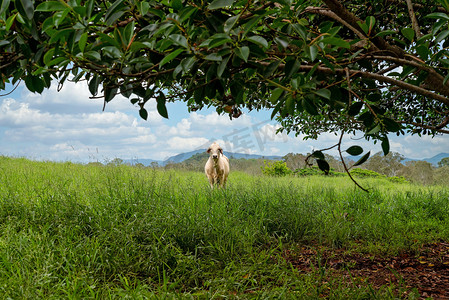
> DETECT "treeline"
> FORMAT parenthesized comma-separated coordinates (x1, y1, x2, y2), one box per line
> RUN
(100, 152, 449, 186)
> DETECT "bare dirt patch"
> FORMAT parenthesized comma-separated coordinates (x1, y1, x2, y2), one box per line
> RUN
(284, 242, 449, 299)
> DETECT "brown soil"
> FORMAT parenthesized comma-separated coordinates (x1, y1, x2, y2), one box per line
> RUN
(284, 242, 449, 299)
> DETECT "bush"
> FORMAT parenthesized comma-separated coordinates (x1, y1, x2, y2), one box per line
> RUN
(261, 160, 292, 176)
(350, 168, 385, 178)
(294, 166, 323, 176)
(388, 176, 409, 184)
(294, 166, 346, 177)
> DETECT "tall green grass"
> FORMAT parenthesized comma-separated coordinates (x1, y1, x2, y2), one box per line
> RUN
(0, 156, 448, 298)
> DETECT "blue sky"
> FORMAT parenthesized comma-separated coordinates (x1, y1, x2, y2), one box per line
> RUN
(1, 81, 449, 163)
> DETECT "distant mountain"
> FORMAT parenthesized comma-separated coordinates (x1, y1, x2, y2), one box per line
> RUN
(124, 158, 162, 166)
(125, 151, 449, 167)
(164, 149, 205, 163)
(166, 149, 282, 163)
(347, 152, 449, 166)
(124, 149, 283, 166)
(406, 152, 449, 166)
(224, 152, 282, 161)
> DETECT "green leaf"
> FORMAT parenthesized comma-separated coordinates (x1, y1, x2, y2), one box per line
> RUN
(207, 37, 232, 48)
(306, 45, 318, 61)
(36, 1, 67, 11)
(5, 13, 17, 31)
(401, 27, 415, 42)
(353, 151, 371, 167)
(285, 96, 295, 115)
(320, 37, 350, 49)
(366, 16, 376, 32)
(242, 14, 264, 37)
(19, 0, 34, 20)
(235, 46, 249, 62)
(84, 51, 101, 61)
(246, 35, 269, 49)
(180, 56, 196, 75)
(157, 94, 169, 119)
(205, 53, 222, 61)
(0, 0, 11, 16)
(89, 76, 101, 96)
(105, 0, 125, 25)
(383, 117, 401, 132)
(139, 1, 149, 15)
(169, 34, 188, 48)
(139, 108, 148, 120)
(264, 61, 281, 78)
(270, 101, 283, 119)
(381, 137, 390, 156)
(357, 21, 369, 34)
(98, 32, 121, 48)
(224, 15, 240, 33)
(14, 0, 28, 20)
(269, 88, 284, 104)
(79, 32, 88, 52)
(425, 12, 449, 20)
(104, 84, 118, 103)
(303, 98, 318, 115)
(159, 48, 184, 68)
(24, 75, 44, 93)
(208, 0, 235, 10)
(435, 29, 449, 43)
(316, 159, 330, 175)
(123, 20, 135, 46)
(86, 0, 94, 18)
(105, 0, 124, 18)
(48, 57, 68, 67)
(217, 55, 230, 78)
(274, 36, 289, 49)
(49, 28, 74, 43)
(179, 6, 197, 23)
(291, 23, 307, 40)
(54, 8, 70, 28)
(314, 89, 331, 100)
(366, 124, 381, 135)
(374, 29, 396, 38)
(43, 49, 55, 65)
(284, 59, 300, 78)
(348, 102, 363, 116)
(120, 84, 133, 98)
(416, 45, 429, 61)
(170, 0, 182, 10)
(346, 145, 363, 156)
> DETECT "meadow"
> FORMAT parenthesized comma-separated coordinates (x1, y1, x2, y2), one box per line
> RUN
(0, 156, 448, 298)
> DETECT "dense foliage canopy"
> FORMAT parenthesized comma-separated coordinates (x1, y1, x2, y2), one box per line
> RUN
(1, 0, 449, 173)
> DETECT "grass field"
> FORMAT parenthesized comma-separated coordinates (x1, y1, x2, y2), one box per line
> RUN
(0, 156, 448, 298)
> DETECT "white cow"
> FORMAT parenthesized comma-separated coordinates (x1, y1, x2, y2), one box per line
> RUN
(204, 142, 230, 188)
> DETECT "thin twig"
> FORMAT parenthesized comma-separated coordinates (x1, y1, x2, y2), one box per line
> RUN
(0, 80, 21, 97)
(339, 67, 369, 192)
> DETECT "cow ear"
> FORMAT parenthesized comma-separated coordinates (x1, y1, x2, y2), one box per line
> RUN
(219, 148, 223, 154)
(207, 148, 211, 153)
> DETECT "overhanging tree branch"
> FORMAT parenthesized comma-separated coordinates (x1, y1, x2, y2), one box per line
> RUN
(406, 0, 422, 38)
(258, 61, 449, 107)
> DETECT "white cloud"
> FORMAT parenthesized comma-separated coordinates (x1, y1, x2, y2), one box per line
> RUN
(168, 118, 192, 136)
(189, 111, 253, 131)
(270, 147, 280, 154)
(166, 137, 210, 151)
(0, 98, 52, 127)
